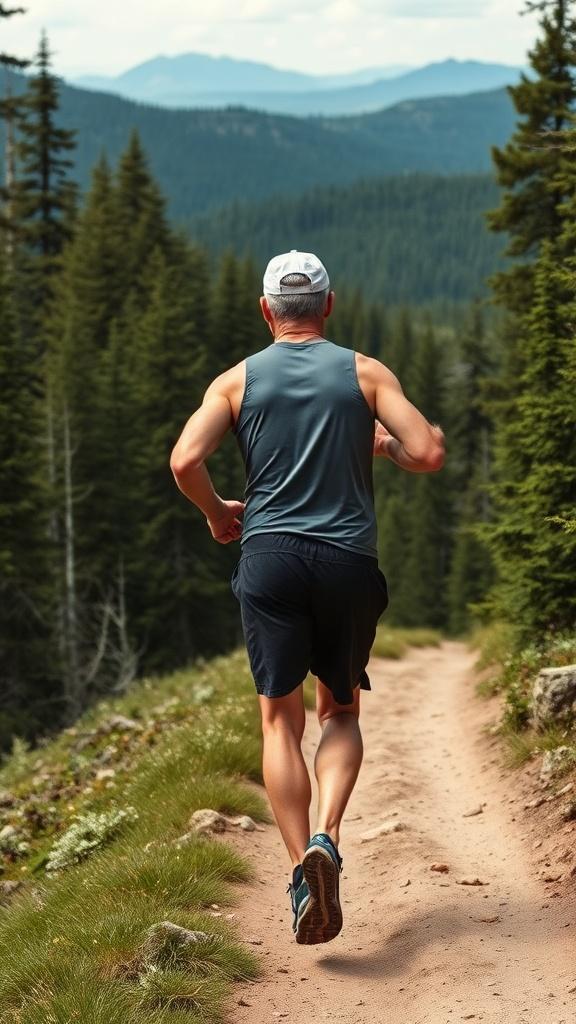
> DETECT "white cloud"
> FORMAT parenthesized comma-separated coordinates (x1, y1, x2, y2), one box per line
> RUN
(384, 0, 492, 15)
(323, 0, 359, 23)
(3, 0, 539, 77)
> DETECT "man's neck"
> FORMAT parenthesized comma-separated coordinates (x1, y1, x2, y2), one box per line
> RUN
(273, 320, 325, 343)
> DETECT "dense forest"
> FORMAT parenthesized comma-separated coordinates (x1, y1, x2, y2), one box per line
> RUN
(193, 173, 507, 306)
(1, 70, 516, 216)
(1, 1, 575, 755)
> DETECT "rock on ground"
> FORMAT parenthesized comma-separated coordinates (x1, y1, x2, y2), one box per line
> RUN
(540, 746, 575, 783)
(143, 921, 218, 962)
(186, 809, 259, 836)
(189, 808, 229, 834)
(532, 665, 576, 729)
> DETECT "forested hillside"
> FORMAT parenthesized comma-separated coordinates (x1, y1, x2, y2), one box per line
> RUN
(193, 173, 507, 305)
(1, 1, 575, 766)
(1, 72, 516, 217)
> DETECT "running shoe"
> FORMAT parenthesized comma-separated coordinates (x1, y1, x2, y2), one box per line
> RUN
(297, 832, 343, 944)
(286, 863, 311, 940)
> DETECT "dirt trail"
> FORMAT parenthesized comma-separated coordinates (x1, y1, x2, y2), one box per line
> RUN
(226, 642, 575, 1024)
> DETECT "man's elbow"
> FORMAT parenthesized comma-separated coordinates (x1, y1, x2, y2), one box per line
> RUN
(169, 446, 203, 480)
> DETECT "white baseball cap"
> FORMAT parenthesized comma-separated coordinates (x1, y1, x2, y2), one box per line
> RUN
(263, 249, 330, 295)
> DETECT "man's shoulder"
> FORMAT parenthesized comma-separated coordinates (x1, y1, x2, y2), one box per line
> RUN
(354, 351, 395, 382)
(209, 346, 273, 396)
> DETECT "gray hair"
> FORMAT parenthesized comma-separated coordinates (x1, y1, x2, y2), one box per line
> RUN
(265, 273, 329, 324)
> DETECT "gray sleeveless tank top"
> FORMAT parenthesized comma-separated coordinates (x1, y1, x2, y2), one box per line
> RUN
(232, 339, 377, 557)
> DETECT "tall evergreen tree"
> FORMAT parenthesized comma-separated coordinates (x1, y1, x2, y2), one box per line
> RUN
(128, 243, 218, 666)
(17, 29, 76, 302)
(479, 236, 576, 636)
(446, 303, 495, 633)
(486, 0, 576, 315)
(42, 140, 178, 708)
(0, 252, 57, 746)
(0, 3, 30, 258)
(396, 321, 450, 627)
(114, 129, 170, 293)
(481, 5, 576, 640)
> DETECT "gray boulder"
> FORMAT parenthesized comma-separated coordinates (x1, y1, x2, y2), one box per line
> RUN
(188, 808, 228, 834)
(540, 746, 575, 783)
(532, 665, 576, 729)
(143, 921, 219, 963)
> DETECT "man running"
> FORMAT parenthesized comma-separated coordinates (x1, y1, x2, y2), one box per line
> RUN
(170, 250, 445, 945)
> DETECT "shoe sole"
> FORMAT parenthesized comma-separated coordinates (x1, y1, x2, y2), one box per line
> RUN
(296, 846, 343, 944)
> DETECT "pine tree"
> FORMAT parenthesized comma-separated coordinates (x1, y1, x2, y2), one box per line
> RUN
(486, 0, 576, 315)
(396, 321, 450, 628)
(0, 252, 57, 747)
(43, 154, 132, 714)
(377, 489, 411, 625)
(0, 3, 30, 260)
(479, 236, 576, 636)
(365, 303, 390, 361)
(127, 243, 222, 667)
(114, 129, 170, 294)
(481, 5, 576, 640)
(446, 302, 495, 633)
(17, 30, 77, 308)
(388, 306, 417, 393)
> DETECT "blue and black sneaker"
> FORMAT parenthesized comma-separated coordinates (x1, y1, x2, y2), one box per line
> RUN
(298, 832, 343, 944)
(287, 863, 311, 941)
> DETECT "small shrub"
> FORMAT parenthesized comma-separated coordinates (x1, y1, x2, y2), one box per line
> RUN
(0, 829, 29, 859)
(475, 628, 576, 735)
(46, 806, 139, 872)
(502, 682, 532, 732)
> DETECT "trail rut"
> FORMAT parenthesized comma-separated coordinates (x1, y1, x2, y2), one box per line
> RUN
(225, 642, 574, 1023)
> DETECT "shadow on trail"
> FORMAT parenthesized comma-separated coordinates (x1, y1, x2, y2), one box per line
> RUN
(315, 897, 547, 978)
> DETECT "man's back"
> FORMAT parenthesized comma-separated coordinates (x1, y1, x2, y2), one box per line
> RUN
(170, 248, 445, 946)
(232, 339, 377, 557)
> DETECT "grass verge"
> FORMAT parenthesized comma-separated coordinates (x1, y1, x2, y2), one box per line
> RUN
(0, 649, 268, 1023)
(470, 621, 576, 768)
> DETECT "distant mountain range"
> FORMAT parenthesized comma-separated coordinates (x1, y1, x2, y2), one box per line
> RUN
(71, 53, 525, 115)
(2, 73, 514, 223)
(75, 54, 411, 99)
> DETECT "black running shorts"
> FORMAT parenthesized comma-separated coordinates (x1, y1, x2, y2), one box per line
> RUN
(230, 532, 389, 704)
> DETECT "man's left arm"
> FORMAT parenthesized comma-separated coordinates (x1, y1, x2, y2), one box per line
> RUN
(170, 375, 244, 544)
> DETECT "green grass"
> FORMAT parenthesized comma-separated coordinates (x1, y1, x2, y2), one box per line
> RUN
(470, 621, 576, 767)
(0, 649, 267, 1023)
(371, 626, 442, 660)
(501, 725, 569, 769)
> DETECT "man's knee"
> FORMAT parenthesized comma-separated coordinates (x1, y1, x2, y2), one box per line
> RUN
(258, 688, 306, 740)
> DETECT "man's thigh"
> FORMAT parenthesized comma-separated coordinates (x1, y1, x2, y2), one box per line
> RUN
(232, 551, 313, 698)
(310, 558, 387, 705)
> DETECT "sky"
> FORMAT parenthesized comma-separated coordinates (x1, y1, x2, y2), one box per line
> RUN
(5, 0, 540, 79)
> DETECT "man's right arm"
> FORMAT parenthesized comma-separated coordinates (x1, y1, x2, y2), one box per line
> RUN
(373, 362, 445, 473)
